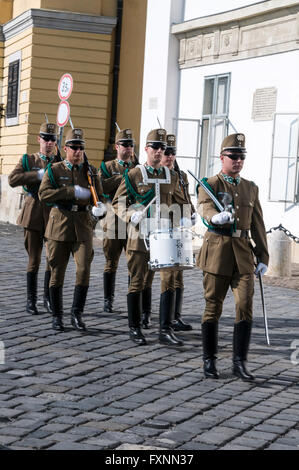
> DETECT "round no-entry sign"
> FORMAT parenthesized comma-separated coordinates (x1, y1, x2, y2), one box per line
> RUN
(58, 73, 73, 101)
(57, 100, 70, 127)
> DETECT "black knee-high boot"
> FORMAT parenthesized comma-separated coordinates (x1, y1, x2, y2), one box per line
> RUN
(43, 270, 52, 313)
(202, 321, 219, 379)
(71, 285, 88, 331)
(172, 288, 192, 331)
(103, 272, 116, 312)
(159, 290, 183, 346)
(26, 271, 39, 315)
(49, 286, 64, 332)
(141, 287, 152, 329)
(127, 292, 146, 345)
(232, 320, 255, 381)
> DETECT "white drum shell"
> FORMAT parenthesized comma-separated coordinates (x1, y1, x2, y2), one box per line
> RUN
(148, 228, 194, 271)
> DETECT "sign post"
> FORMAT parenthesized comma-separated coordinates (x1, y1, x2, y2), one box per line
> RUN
(56, 73, 73, 150)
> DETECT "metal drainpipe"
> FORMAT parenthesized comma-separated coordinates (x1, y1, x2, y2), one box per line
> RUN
(104, 0, 123, 161)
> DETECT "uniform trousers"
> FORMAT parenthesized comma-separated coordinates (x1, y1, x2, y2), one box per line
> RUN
(47, 239, 94, 287)
(24, 228, 50, 273)
(103, 236, 127, 273)
(127, 250, 153, 293)
(127, 247, 185, 294)
(143, 268, 184, 293)
(202, 268, 254, 323)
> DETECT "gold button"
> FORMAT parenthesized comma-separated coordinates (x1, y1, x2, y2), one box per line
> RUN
(235, 193, 238, 197)
(237, 218, 240, 222)
(236, 205, 239, 209)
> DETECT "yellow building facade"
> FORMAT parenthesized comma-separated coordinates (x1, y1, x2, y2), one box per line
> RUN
(0, 0, 147, 179)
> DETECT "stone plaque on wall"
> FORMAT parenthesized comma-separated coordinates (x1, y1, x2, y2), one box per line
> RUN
(252, 87, 277, 121)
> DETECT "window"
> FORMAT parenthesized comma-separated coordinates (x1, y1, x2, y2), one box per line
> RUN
(6, 51, 21, 126)
(269, 113, 299, 203)
(200, 74, 231, 177)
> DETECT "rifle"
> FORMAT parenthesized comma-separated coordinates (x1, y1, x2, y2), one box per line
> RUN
(132, 152, 139, 166)
(55, 143, 63, 162)
(83, 152, 100, 207)
(174, 159, 188, 202)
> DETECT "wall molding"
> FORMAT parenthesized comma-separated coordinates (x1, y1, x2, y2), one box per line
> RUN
(1, 8, 117, 40)
(172, 0, 299, 68)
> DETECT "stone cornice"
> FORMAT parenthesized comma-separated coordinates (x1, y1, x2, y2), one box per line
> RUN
(172, 0, 299, 68)
(2, 8, 117, 40)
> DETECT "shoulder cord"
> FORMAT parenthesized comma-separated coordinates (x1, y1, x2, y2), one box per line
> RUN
(100, 161, 115, 200)
(123, 168, 155, 207)
(21, 154, 39, 197)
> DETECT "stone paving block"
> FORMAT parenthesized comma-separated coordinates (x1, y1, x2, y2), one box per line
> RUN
(0, 435, 19, 446)
(10, 437, 56, 449)
(194, 426, 242, 445)
(266, 443, 298, 450)
(228, 436, 268, 449)
(0, 408, 24, 419)
(86, 430, 144, 445)
(47, 441, 101, 450)
(178, 441, 218, 450)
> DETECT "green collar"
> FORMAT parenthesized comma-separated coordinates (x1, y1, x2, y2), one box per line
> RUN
(117, 159, 132, 168)
(65, 160, 84, 171)
(39, 153, 54, 162)
(145, 164, 163, 176)
(221, 172, 241, 186)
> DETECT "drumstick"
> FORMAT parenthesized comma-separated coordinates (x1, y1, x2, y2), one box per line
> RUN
(141, 195, 158, 216)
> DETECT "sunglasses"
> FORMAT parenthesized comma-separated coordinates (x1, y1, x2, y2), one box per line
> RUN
(40, 134, 56, 142)
(66, 145, 85, 151)
(164, 149, 176, 156)
(148, 143, 167, 151)
(224, 153, 246, 161)
(119, 141, 134, 148)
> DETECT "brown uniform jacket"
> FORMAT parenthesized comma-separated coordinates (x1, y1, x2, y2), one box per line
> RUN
(197, 173, 269, 276)
(112, 165, 188, 253)
(38, 160, 103, 242)
(8, 153, 61, 231)
(99, 159, 137, 235)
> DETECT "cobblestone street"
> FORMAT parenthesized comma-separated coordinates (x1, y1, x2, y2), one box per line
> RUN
(0, 222, 298, 451)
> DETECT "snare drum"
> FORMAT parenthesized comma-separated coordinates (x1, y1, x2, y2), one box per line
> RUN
(148, 227, 194, 271)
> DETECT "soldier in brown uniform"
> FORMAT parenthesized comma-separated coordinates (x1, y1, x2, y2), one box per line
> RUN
(112, 129, 189, 347)
(160, 134, 196, 331)
(38, 128, 105, 332)
(99, 129, 137, 312)
(8, 122, 61, 315)
(197, 133, 269, 381)
(141, 134, 196, 332)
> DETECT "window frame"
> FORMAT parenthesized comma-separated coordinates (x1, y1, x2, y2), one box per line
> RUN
(200, 73, 231, 177)
(6, 51, 22, 126)
(269, 112, 299, 204)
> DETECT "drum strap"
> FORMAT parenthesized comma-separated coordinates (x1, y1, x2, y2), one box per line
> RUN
(124, 168, 155, 206)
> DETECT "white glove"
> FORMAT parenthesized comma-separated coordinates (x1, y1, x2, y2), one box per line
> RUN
(211, 211, 235, 225)
(130, 211, 143, 226)
(37, 169, 45, 181)
(92, 202, 107, 218)
(180, 217, 192, 228)
(74, 185, 91, 200)
(191, 212, 198, 226)
(254, 262, 267, 277)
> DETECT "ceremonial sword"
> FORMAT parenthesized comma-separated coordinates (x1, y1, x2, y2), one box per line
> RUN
(187, 169, 224, 211)
(188, 169, 270, 346)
